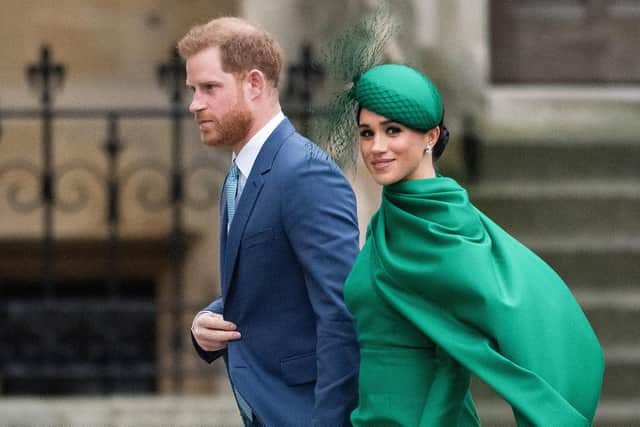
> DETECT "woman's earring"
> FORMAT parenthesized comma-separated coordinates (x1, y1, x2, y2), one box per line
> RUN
(425, 145, 433, 155)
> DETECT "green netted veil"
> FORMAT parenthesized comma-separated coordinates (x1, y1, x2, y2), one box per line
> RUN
(310, 4, 396, 167)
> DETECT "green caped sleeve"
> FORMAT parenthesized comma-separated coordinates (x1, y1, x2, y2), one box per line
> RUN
(369, 178, 604, 427)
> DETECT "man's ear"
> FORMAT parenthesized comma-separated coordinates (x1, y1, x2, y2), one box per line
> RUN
(244, 69, 267, 100)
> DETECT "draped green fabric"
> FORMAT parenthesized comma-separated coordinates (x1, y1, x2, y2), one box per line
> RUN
(344, 177, 604, 427)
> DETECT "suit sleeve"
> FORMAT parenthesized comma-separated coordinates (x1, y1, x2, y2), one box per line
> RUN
(282, 152, 360, 427)
(191, 298, 226, 363)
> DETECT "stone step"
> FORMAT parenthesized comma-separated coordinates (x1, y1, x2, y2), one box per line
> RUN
(468, 181, 640, 238)
(0, 392, 636, 426)
(593, 399, 640, 427)
(475, 398, 640, 427)
(471, 346, 640, 401)
(479, 141, 640, 182)
(600, 346, 640, 400)
(576, 291, 640, 348)
(0, 396, 243, 427)
(527, 238, 640, 290)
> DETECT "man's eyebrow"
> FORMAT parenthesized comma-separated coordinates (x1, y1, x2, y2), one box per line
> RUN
(186, 80, 223, 87)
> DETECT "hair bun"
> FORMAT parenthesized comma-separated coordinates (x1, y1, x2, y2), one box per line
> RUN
(433, 125, 449, 160)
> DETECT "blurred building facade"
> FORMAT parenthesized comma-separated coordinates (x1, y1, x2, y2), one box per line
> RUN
(1, 0, 639, 425)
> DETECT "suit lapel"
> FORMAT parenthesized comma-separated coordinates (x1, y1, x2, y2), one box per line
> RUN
(220, 118, 296, 301)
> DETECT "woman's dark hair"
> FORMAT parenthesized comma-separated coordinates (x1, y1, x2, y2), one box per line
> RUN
(433, 120, 449, 160)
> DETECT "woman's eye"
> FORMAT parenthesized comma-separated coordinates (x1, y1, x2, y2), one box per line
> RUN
(386, 126, 401, 135)
(359, 129, 373, 138)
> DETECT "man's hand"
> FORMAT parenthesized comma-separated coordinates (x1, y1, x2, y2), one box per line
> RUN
(191, 312, 241, 352)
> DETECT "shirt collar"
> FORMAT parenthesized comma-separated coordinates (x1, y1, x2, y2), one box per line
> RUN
(233, 111, 285, 178)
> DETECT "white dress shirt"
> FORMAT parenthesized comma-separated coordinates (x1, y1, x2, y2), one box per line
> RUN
(232, 110, 285, 202)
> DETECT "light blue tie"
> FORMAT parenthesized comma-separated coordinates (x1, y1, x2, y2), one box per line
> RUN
(224, 161, 239, 225)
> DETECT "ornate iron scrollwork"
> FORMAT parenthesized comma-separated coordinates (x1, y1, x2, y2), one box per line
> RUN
(119, 159, 173, 212)
(54, 160, 105, 213)
(183, 158, 227, 210)
(0, 160, 42, 213)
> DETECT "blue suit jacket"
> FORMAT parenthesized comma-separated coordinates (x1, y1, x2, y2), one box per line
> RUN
(194, 118, 360, 426)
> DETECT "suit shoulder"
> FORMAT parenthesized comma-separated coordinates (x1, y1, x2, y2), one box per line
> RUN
(277, 132, 341, 173)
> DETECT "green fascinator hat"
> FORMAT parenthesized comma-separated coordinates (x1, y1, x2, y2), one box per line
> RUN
(354, 64, 443, 132)
(311, 5, 448, 166)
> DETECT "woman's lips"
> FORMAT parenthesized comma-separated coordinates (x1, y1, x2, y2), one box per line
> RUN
(371, 158, 394, 172)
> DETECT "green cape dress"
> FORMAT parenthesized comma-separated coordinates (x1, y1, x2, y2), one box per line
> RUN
(344, 177, 604, 427)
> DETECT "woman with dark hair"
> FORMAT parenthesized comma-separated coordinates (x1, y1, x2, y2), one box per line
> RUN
(342, 64, 604, 426)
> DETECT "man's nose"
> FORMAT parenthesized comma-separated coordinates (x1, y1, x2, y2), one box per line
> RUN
(189, 93, 205, 113)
